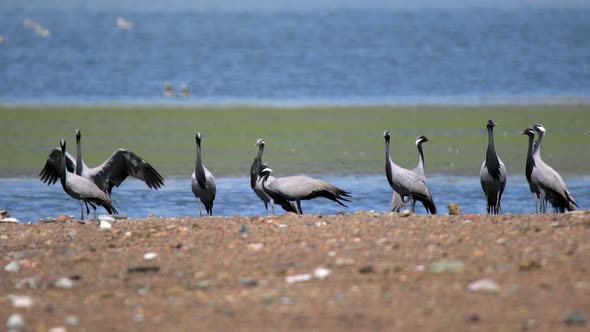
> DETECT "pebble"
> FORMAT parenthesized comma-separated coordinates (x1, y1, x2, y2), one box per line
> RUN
(4, 260, 20, 273)
(7, 295, 34, 308)
(247, 243, 264, 251)
(522, 319, 537, 330)
(429, 260, 465, 273)
(15, 277, 37, 289)
(239, 277, 258, 287)
(239, 224, 248, 237)
(564, 311, 587, 326)
(98, 215, 115, 222)
(467, 279, 500, 293)
(399, 209, 412, 217)
(6, 314, 26, 331)
(335, 257, 355, 266)
(280, 296, 294, 305)
(358, 266, 374, 274)
(415, 265, 425, 272)
(447, 202, 461, 215)
(276, 224, 288, 228)
(143, 252, 158, 260)
(285, 273, 312, 284)
(55, 277, 74, 289)
(313, 267, 332, 280)
(64, 316, 79, 326)
(574, 281, 590, 290)
(48, 327, 67, 332)
(99, 220, 112, 229)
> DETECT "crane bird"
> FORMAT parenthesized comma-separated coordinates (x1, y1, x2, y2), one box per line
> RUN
(191, 132, 216, 216)
(57, 139, 118, 220)
(479, 120, 507, 214)
(259, 167, 351, 215)
(250, 139, 297, 214)
(521, 128, 542, 212)
(391, 135, 430, 212)
(383, 131, 437, 214)
(530, 124, 577, 213)
(40, 129, 164, 219)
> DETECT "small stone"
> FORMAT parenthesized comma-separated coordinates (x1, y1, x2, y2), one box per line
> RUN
(55, 277, 74, 289)
(280, 296, 294, 305)
(448, 203, 460, 215)
(564, 311, 587, 326)
(143, 252, 158, 260)
(277, 224, 287, 228)
(64, 316, 79, 326)
(522, 319, 537, 330)
(15, 277, 37, 289)
(247, 243, 264, 251)
(285, 273, 312, 284)
(574, 281, 590, 290)
(462, 219, 473, 224)
(415, 265, 425, 272)
(194, 280, 213, 290)
(99, 220, 112, 229)
(6, 314, 26, 331)
(358, 265, 374, 274)
(467, 279, 500, 293)
(313, 267, 332, 280)
(4, 260, 20, 273)
(399, 209, 412, 217)
(239, 224, 248, 237)
(335, 257, 355, 266)
(239, 277, 258, 287)
(98, 215, 115, 222)
(430, 260, 465, 273)
(466, 313, 480, 323)
(48, 327, 67, 332)
(7, 295, 33, 308)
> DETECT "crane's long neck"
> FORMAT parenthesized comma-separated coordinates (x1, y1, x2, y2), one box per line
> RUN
(486, 126, 501, 180)
(416, 142, 425, 173)
(525, 134, 535, 182)
(75, 135, 83, 175)
(384, 137, 394, 187)
(251, 144, 265, 188)
(533, 131, 544, 160)
(195, 140, 206, 187)
(59, 149, 68, 191)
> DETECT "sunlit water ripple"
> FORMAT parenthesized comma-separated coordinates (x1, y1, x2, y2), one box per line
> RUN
(1, 175, 588, 222)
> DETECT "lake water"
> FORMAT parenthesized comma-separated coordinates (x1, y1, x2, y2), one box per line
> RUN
(2, 175, 589, 222)
(1, 7, 589, 105)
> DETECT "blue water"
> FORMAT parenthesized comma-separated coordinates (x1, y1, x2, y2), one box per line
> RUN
(1, 175, 589, 222)
(1, 8, 589, 105)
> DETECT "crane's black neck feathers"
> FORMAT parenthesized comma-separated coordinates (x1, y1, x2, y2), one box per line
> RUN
(486, 126, 502, 180)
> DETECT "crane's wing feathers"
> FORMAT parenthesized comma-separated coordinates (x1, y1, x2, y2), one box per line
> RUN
(39, 148, 76, 185)
(92, 149, 164, 194)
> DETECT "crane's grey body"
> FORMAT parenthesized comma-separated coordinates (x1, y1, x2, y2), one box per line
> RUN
(479, 120, 507, 214)
(522, 128, 542, 212)
(260, 168, 351, 214)
(383, 131, 437, 214)
(191, 132, 216, 216)
(57, 139, 117, 220)
(250, 139, 297, 214)
(391, 136, 428, 212)
(40, 129, 164, 218)
(529, 124, 577, 213)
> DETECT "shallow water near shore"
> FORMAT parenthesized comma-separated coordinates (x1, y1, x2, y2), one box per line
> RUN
(1, 175, 589, 222)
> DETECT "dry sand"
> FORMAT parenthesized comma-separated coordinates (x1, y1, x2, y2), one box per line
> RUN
(1, 211, 590, 331)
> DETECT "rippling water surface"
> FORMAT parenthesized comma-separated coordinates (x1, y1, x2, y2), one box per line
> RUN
(1, 175, 588, 222)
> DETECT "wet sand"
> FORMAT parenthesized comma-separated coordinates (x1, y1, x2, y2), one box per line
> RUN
(1, 211, 589, 331)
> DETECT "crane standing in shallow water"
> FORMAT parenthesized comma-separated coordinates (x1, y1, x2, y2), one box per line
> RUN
(191, 132, 216, 216)
(480, 120, 507, 214)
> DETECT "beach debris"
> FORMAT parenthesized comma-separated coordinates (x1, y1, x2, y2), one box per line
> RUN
(429, 260, 465, 273)
(399, 209, 412, 217)
(179, 83, 190, 97)
(99, 220, 112, 229)
(55, 277, 74, 289)
(143, 252, 158, 260)
(4, 260, 20, 273)
(6, 313, 26, 331)
(564, 311, 587, 326)
(127, 265, 160, 273)
(239, 277, 258, 287)
(467, 279, 500, 293)
(1, 217, 19, 223)
(7, 295, 34, 308)
(448, 202, 460, 215)
(285, 273, 312, 284)
(313, 267, 332, 280)
(247, 243, 263, 251)
(116, 17, 134, 30)
(239, 224, 248, 238)
(98, 215, 115, 223)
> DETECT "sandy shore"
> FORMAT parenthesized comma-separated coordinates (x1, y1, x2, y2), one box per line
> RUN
(1, 211, 590, 331)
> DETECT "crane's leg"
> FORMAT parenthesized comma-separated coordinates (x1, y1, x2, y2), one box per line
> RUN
(198, 201, 203, 217)
(296, 201, 303, 215)
(409, 196, 416, 213)
(79, 200, 85, 220)
(270, 200, 275, 215)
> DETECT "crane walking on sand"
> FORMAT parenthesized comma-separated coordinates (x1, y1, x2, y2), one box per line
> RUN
(479, 120, 507, 214)
(191, 132, 216, 216)
(383, 131, 437, 214)
(57, 139, 118, 220)
(259, 167, 351, 215)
